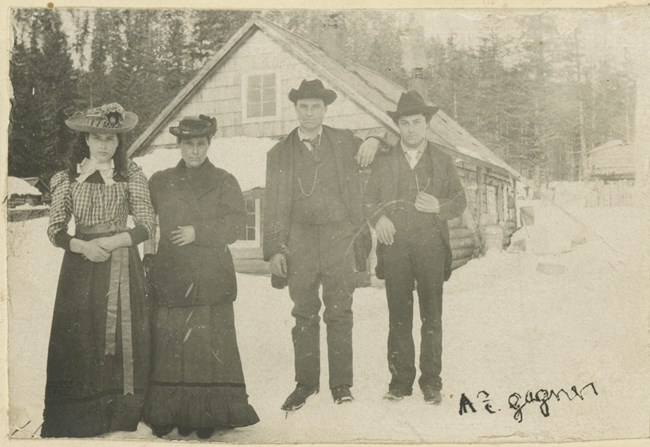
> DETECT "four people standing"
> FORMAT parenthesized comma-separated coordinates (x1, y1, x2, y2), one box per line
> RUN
(43, 82, 467, 438)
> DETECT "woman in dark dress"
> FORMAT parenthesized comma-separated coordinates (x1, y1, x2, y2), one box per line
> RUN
(43, 103, 156, 437)
(144, 115, 259, 439)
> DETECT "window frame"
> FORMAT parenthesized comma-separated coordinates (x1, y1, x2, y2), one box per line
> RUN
(241, 71, 281, 124)
(233, 196, 261, 248)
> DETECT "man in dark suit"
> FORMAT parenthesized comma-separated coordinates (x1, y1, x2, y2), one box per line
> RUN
(364, 91, 467, 405)
(263, 79, 384, 410)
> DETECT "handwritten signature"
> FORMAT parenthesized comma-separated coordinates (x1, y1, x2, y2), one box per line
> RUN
(458, 382, 598, 423)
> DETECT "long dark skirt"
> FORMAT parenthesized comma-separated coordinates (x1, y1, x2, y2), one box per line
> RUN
(41, 244, 151, 438)
(143, 303, 259, 430)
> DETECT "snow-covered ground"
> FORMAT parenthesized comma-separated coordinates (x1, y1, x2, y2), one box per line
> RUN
(6, 204, 650, 443)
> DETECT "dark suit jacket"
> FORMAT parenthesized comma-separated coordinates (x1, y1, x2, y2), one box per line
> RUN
(364, 141, 467, 281)
(148, 159, 245, 306)
(263, 125, 368, 262)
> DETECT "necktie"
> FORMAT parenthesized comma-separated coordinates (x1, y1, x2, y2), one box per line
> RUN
(406, 150, 420, 169)
(303, 134, 321, 161)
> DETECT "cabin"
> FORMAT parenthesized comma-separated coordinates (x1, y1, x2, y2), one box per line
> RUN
(586, 140, 635, 206)
(128, 15, 521, 277)
(22, 177, 51, 204)
(8, 177, 43, 208)
(588, 140, 635, 180)
(8, 176, 51, 222)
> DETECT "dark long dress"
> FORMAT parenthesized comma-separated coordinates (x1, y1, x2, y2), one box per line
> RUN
(143, 159, 259, 430)
(42, 162, 156, 437)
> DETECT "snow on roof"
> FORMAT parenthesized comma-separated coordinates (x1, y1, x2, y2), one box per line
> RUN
(9, 177, 42, 196)
(135, 136, 277, 192)
(589, 139, 627, 154)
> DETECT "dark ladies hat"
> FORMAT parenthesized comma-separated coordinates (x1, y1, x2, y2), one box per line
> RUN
(288, 79, 337, 105)
(169, 115, 217, 138)
(65, 102, 138, 134)
(387, 91, 439, 121)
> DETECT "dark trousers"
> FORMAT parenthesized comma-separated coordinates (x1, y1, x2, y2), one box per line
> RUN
(287, 220, 356, 390)
(382, 227, 445, 392)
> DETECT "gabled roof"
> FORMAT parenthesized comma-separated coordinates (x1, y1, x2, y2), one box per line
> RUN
(128, 14, 518, 178)
(589, 139, 628, 155)
(588, 139, 634, 177)
(9, 177, 42, 196)
(21, 177, 50, 192)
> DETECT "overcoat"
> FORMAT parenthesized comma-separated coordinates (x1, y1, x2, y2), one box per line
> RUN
(364, 141, 467, 281)
(263, 125, 369, 265)
(148, 159, 245, 306)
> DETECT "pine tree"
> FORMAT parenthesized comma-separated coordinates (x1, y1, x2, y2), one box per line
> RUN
(190, 10, 253, 67)
(9, 9, 76, 179)
(9, 39, 40, 178)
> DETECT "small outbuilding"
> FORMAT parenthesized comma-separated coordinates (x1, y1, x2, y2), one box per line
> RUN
(588, 140, 635, 180)
(8, 176, 43, 208)
(586, 140, 635, 206)
(21, 177, 51, 204)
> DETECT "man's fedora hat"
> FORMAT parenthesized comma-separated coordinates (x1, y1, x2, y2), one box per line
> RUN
(65, 102, 138, 134)
(288, 79, 337, 105)
(169, 115, 217, 139)
(387, 91, 439, 121)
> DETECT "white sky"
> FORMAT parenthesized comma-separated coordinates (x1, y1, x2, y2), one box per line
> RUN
(411, 8, 641, 67)
(48, 8, 646, 71)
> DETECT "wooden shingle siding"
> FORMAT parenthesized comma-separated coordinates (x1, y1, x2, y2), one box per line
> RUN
(146, 30, 383, 152)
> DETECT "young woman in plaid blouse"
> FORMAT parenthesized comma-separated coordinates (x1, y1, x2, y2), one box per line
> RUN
(42, 103, 156, 437)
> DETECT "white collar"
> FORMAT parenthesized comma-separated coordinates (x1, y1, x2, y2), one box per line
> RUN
(76, 158, 116, 184)
(298, 126, 323, 141)
(401, 139, 427, 154)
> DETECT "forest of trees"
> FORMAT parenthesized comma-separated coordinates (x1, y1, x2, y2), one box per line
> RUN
(9, 8, 635, 183)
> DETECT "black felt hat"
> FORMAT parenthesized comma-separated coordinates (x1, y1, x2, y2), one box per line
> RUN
(288, 79, 337, 105)
(169, 115, 217, 138)
(387, 91, 439, 121)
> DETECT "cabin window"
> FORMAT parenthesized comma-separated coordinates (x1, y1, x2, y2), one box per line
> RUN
(234, 195, 261, 247)
(242, 72, 279, 122)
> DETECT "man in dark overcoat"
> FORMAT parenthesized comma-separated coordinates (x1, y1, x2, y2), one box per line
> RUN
(263, 79, 385, 410)
(364, 91, 467, 405)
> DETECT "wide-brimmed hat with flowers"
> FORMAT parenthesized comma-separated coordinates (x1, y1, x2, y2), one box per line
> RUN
(65, 102, 138, 134)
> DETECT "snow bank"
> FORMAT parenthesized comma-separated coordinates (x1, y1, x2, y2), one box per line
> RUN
(135, 136, 277, 192)
(6, 205, 650, 442)
(11, 204, 49, 210)
(8, 177, 41, 196)
(510, 199, 586, 255)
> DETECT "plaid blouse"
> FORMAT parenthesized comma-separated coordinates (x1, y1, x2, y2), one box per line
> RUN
(47, 160, 156, 249)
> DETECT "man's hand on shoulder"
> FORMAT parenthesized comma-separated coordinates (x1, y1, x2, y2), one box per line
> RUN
(355, 137, 382, 168)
